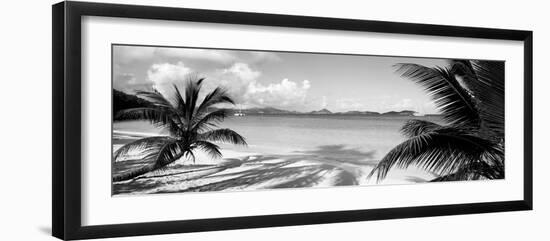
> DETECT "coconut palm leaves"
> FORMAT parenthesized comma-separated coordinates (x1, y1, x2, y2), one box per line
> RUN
(393, 64, 480, 127)
(113, 78, 247, 181)
(369, 60, 504, 182)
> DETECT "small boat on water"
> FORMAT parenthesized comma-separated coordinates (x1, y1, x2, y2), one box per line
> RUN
(233, 106, 245, 117)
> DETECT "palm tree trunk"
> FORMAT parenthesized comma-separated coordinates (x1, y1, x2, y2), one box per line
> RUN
(113, 153, 186, 182)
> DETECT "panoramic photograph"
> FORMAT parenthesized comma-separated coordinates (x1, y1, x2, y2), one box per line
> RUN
(111, 44, 505, 195)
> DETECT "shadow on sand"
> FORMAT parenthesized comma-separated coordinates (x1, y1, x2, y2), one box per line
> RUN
(113, 144, 378, 195)
(298, 144, 378, 166)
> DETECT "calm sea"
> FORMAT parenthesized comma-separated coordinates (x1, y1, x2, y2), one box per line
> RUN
(113, 115, 444, 161)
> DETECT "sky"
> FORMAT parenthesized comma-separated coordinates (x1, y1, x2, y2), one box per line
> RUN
(113, 45, 451, 114)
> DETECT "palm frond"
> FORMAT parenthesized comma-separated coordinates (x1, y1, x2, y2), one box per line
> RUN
(113, 136, 175, 161)
(194, 141, 222, 159)
(431, 161, 504, 181)
(184, 151, 197, 164)
(113, 137, 184, 181)
(172, 84, 187, 117)
(135, 89, 176, 110)
(199, 128, 248, 145)
(147, 141, 185, 167)
(195, 87, 235, 116)
(400, 119, 443, 138)
(368, 127, 500, 181)
(191, 109, 229, 132)
(395, 63, 480, 127)
(114, 107, 181, 135)
(471, 61, 504, 94)
(479, 143, 505, 168)
(183, 78, 205, 124)
(470, 60, 505, 139)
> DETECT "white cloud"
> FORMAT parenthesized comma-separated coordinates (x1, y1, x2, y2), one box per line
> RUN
(141, 61, 310, 110)
(246, 78, 310, 108)
(211, 63, 310, 109)
(147, 62, 193, 93)
(222, 62, 261, 81)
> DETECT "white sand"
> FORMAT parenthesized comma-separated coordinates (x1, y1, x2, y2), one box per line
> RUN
(112, 133, 436, 195)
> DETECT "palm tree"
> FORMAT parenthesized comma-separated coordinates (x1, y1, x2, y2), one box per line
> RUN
(369, 60, 504, 182)
(113, 77, 247, 182)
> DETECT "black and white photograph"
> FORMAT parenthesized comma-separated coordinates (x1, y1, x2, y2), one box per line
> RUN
(111, 45, 505, 195)
(0, 0, 544, 240)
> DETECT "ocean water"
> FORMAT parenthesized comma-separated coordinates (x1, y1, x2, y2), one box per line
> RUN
(113, 115, 444, 161)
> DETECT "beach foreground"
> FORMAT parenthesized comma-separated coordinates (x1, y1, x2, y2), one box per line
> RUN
(112, 131, 436, 195)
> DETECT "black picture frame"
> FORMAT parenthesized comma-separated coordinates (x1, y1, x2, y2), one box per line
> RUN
(52, 1, 533, 240)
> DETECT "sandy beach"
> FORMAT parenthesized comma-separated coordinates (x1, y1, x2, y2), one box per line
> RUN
(112, 130, 436, 195)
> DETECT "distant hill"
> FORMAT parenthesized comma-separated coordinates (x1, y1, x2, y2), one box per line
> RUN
(111, 90, 418, 118)
(208, 107, 298, 115)
(338, 111, 381, 116)
(217, 107, 416, 116)
(213, 107, 298, 115)
(112, 89, 152, 119)
(380, 110, 416, 116)
(242, 107, 298, 115)
(309, 108, 333, 115)
(334, 110, 415, 116)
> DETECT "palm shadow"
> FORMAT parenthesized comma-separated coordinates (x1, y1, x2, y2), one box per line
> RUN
(112, 161, 241, 195)
(174, 163, 332, 193)
(298, 144, 378, 166)
(113, 145, 378, 194)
